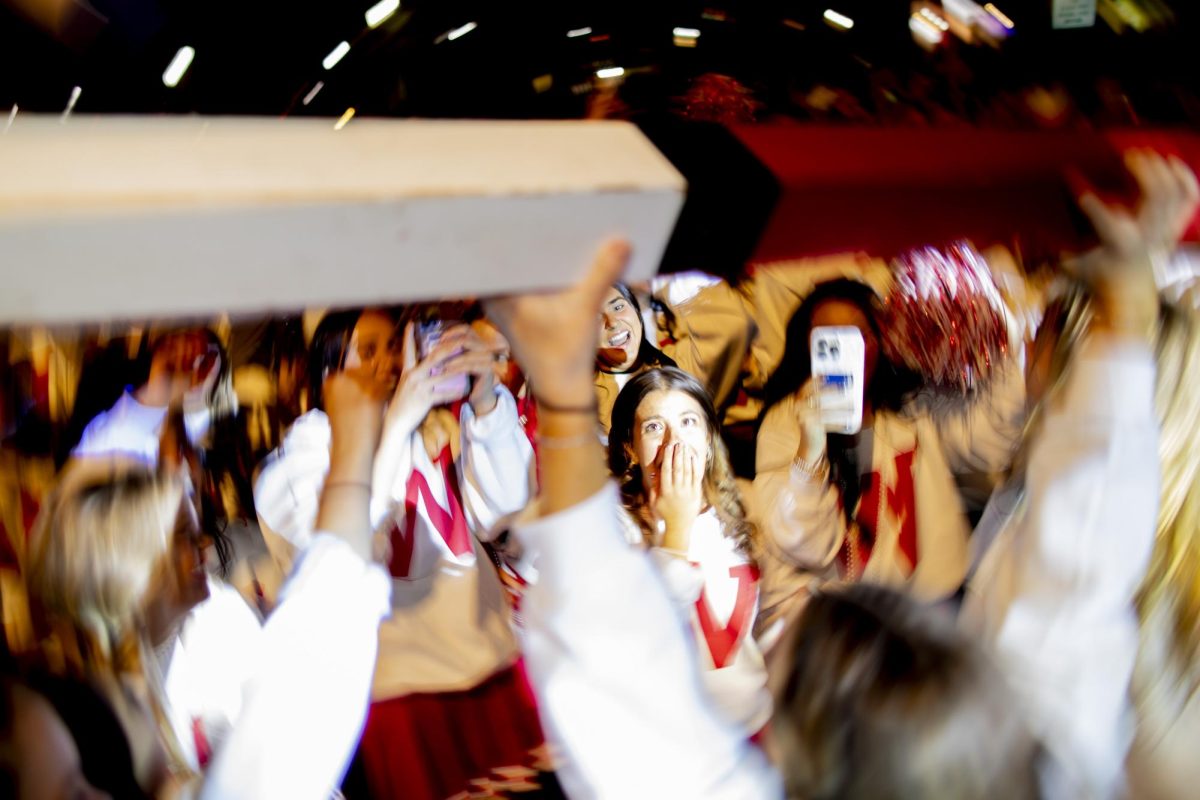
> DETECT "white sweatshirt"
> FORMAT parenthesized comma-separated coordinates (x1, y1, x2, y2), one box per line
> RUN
(202, 534, 392, 800)
(620, 508, 773, 735)
(254, 387, 535, 698)
(515, 485, 781, 799)
(964, 338, 1160, 800)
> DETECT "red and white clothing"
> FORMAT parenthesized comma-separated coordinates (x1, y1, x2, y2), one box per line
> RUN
(255, 388, 534, 697)
(254, 387, 543, 797)
(515, 486, 781, 799)
(620, 508, 771, 735)
(754, 357, 1025, 602)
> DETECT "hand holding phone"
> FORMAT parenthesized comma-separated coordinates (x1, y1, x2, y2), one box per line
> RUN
(810, 326, 865, 435)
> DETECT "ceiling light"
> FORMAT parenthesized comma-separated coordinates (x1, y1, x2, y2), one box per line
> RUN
(365, 0, 400, 28)
(438, 21, 477, 43)
(823, 9, 854, 30)
(302, 81, 325, 106)
(162, 46, 195, 88)
(322, 41, 350, 70)
(673, 27, 700, 38)
(984, 3, 1014, 29)
(567, 27, 593, 38)
(595, 66, 625, 79)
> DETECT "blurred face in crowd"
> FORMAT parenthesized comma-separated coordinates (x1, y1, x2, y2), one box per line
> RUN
(472, 319, 522, 395)
(143, 497, 210, 636)
(598, 287, 643, 373)
(5, 684, 111, 800)
(632, 388, 711, 495)
(811, 298, 879, 387)
(150, 330, 219, 404)
(348, 310, 402, 388)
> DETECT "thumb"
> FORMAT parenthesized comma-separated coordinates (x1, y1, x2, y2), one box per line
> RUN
(581, 239, 632, 299)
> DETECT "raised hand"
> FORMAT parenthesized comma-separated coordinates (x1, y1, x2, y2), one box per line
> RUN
(792, 379, 828, 468)
(1071, 150, 1199, 337)
(387, 326, 475, 430)
(317, 367, 395, 560)
(484, 240, 631, 407)
(482, 240, 632, 515)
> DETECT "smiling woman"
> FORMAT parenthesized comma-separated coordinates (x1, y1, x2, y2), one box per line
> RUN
(593, 283, 677, 434)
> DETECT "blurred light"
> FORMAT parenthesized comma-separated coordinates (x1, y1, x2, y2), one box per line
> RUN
(302, 81, 325, 105)
(910, 13, 946, 45)
(823, 9, 854, 30)
(595, 66, 625, 79)
(4, 105, 17, 135)
(532, 73, 553, 93)
(365, 0, 400, 28)
(673, 26, 700, 47)
(701, 9, 728, 22)
(589, 33, 610, 42)
(162, 46, 195, 88)
(919, 7, 951, 31)
(437, 21, 477, 43)
(983, 2, 1014, 27)
(566, 26, 593, 38)
(783, 18, 807, 31)
(61, 86, 81, 122)
(322, 41, 350, 70)
(334, 107, 355, 130)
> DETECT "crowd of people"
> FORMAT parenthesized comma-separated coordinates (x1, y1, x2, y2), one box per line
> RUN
(1, 149, 1198, 800)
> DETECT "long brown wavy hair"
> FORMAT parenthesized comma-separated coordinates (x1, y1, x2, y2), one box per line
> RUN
(607, 367, 754, 551)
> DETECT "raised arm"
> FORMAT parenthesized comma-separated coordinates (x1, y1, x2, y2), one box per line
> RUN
(203, 370, 393, 800)
(485, 243, 779, 799)
(969, 150, 1198, 799)
(753, 388, 845, 571)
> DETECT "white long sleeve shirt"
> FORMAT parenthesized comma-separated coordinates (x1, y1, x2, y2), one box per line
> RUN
(254, 388, 535, 698)
(964, 338, 1160, 800)
(620, 508, 773, 735)
(202, 534, 392, 800)
(515, 485, 780, 799)
(72, 390, 211, 464)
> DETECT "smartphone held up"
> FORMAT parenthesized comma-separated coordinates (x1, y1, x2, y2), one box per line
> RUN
(810, 326, 865, 435)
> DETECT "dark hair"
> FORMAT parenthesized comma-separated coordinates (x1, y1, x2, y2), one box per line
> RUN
(774, 583, 1041, 800)
(601, 283, 677, 373)
(762, 279, 921, 416)
(608, 367, 753, 551)
(761, 280, 923, 520)
(306, 309, 368, 411)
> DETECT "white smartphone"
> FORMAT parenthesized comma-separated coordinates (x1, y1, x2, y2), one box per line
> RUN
(810, 326, 865, 435)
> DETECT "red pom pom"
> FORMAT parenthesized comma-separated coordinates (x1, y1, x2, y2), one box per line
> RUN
(880, 241, 1009, 393)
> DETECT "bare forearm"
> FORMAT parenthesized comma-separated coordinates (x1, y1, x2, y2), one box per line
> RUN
(316, 430, 375, 561)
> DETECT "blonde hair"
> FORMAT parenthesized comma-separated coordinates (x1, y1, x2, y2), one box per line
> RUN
(1140, 301, 1200, 680)
(23, 458, 196, 782)
(1028, 283, 1200, 681)
(25, 459, 183, 672)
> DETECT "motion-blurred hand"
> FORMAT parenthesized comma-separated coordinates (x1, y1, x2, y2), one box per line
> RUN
(484, 240, 631, 406)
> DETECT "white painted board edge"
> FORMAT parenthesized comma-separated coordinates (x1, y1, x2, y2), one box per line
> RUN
(0, 116, 686, 324)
